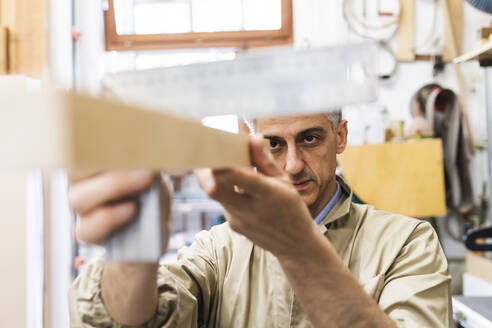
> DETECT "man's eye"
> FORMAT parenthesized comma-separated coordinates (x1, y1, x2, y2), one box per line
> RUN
(304, 135, 318, 143)
(270, 139, 279, 148)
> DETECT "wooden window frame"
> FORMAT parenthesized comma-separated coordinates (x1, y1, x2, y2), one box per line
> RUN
(104, 0, 293, 51)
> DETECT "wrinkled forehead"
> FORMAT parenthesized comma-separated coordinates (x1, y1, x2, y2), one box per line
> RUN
(256, 114, 332, 136)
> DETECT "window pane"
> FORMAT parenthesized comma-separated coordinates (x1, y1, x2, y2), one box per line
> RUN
(191, 0, 242, 32)
(243, 0, 282, 31)
(113, 0, 284, 36)
(134, 2, 191, 34)
(114, 0, 136, 35)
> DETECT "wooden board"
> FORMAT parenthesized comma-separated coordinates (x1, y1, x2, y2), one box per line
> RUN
(338, 139, 446, 218)
(396, 0, 415, 61)
(0, 26, 7, 74)
(443, 0, 463, 61)
(0, 90, 250, 170)
(467, 252, 492, 285)
(0, 0, 48, 78)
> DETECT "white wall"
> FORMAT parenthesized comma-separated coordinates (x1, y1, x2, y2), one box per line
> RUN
(75, 0, 492, 244)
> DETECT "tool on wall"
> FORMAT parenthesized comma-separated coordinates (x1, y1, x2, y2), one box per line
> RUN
(342, 0, 400, 79)
(465, 226, 492, 251)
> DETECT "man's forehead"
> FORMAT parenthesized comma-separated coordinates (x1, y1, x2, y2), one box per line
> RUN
(256, 114, 331, 135)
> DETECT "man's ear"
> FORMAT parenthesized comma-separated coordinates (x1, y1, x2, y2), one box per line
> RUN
(336, 120, 348, 154)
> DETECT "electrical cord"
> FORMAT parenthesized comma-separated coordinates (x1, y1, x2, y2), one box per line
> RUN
(342, 0, 402, 42)
(378, 40, 399, 79)
(413, 0, 439, 53)
(342, 0, 400, 79)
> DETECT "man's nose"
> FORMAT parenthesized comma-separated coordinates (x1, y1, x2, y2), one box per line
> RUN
(284, 146, 305, 176)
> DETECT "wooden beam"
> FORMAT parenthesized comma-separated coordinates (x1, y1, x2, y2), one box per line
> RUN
(443, 0, 463, 61)
(396, 0, 415, 61)
(442, 0, 475, 154)
(0, 26, 7, 74)
(0, 90, 251, 170)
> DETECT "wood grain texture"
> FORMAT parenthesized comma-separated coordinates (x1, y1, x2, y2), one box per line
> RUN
(0, 26, 7, 74)
(396, 0, 415, 61)
(338, 139, 446, 218)
(0, 90, 251, 170)
(443, 0, 463, 61)
(0, 0, 48, 77)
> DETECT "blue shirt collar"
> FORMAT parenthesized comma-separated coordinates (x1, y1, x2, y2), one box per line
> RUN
(314, 182, 342, 224)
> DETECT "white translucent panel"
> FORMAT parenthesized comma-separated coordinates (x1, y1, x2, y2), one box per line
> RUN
(135, 49, 236, 69)
(104, 42, 378, 119)
(134, 2, 191, 34)
(243, 0, 282, 31)
(191, 0, 242, 32)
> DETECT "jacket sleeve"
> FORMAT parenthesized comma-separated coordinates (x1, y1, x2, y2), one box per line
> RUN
(378, 221, 453, 328)
(69, 229, 220, 328)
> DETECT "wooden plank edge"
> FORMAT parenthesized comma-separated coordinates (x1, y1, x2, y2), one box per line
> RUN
(1, 90, 251, 170)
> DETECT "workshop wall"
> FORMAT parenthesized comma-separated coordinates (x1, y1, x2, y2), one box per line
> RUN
(294, 1, 491, 218)
(75, 0, 492, 226)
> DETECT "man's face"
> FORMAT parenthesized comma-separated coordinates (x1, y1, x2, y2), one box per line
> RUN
(256, 114, 347, 216)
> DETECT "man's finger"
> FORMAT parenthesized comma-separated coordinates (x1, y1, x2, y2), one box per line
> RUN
(68, 170, 155, 215)
(212, 168, 272, 197)
(195, 168, 254, 207)
(68, 170, 102, 184)
(75, 200, 138, 244)
(250, 134, 284, 178)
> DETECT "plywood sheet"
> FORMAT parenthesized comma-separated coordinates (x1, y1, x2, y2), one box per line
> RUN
(338, 139, 446, 217)
(0, 0, 48, 77)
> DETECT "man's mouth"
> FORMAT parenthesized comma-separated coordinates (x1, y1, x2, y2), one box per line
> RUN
(293, 180, 312, 190)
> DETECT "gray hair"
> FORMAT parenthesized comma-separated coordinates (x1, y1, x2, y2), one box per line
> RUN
(243, 109, 342, 134)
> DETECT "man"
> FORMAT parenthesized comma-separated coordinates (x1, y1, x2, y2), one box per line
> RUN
(69, 112, 452, 327)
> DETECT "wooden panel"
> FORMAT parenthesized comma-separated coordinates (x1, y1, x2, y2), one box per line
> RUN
(443, 0, 463, 61)
(339, 139, 446, 218)
(0, 26, 7, 74)
(0, 90, 251, 170)
(396, 0, 415, 61)
(0, 0, 48, 77)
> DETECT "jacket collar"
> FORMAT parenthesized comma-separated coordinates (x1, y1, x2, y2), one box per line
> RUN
(316, 175, 352, 233)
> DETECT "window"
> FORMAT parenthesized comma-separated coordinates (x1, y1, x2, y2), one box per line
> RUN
(104, 0, 293, 51)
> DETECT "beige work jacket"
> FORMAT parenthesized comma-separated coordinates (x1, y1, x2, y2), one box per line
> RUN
(69, 178, 452, 327)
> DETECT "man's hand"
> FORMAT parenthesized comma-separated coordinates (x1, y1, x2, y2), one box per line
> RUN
(68, 170, 172, 326)
(68, 170, 171, 248)
(196, 134, 318, 259)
